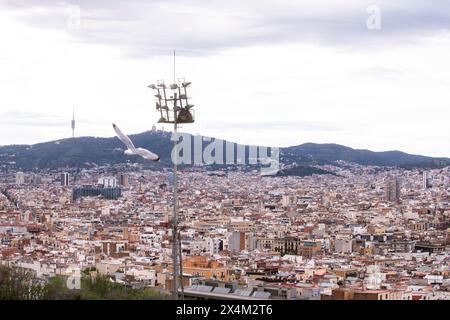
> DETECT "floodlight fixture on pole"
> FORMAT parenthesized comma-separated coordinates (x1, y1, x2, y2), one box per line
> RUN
(148, 75, 195, 300)
(148, 79, 195, 124)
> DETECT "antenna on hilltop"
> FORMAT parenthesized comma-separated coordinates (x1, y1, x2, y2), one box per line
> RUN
(71, 107, 76, 138)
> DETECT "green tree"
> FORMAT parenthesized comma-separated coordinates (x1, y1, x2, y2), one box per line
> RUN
(0, 266, 46, 300)
(0, 266, 168, 300)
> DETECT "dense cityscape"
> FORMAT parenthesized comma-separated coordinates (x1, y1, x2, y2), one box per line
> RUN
(1, 141, 449, 300)
(1, 1, 449, 311)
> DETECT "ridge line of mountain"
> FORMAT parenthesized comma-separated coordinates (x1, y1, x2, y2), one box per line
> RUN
(0, 130, 448, 171)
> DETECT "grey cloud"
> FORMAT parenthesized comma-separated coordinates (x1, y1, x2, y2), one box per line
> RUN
(0, 110, 108, 127)
(201, 120, 342, 132)
(350, 67, 406, 80)
(0, 110, 68, 127)
(3, 0, 450, 57)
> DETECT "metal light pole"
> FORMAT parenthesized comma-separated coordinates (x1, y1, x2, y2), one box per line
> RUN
(172, 92, 179, 300)
(148, 73, 195, 300)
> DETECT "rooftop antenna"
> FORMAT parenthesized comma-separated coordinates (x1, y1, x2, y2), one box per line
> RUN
(71, 107, 76, 138)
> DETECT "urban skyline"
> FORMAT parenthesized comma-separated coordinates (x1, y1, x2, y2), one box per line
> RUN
(0, 0, 449, 304)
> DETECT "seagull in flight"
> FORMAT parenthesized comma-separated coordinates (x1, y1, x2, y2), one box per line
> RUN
(112, 123, 160, 161)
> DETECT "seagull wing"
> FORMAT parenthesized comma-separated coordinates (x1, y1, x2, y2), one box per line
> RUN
(135, 148, 160, 161)
(112, 123, 136, 152)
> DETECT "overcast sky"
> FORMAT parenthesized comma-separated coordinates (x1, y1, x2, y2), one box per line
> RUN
(0, 0, 449, 157)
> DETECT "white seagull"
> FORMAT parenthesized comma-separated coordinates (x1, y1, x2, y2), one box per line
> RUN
(112, 123, 160, 161)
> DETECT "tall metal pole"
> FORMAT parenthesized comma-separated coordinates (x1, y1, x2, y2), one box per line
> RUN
(174, 49, 185, 300)
(178, 230, 184, 300)
(172, 92, 179, 299)
(149, 56, 193, 299)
